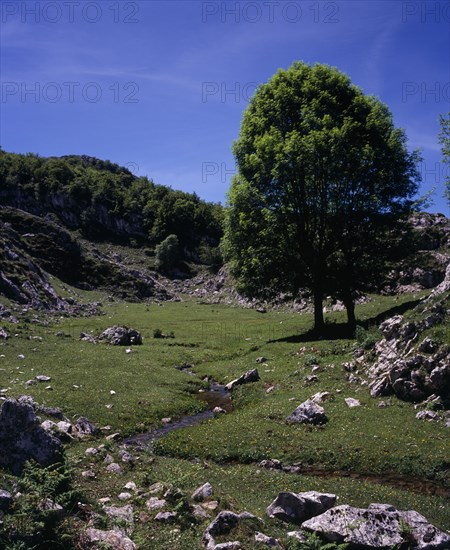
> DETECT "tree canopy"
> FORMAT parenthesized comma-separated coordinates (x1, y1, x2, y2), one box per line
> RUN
(438, 113, 450, 207)
(223, 61, 422, 333)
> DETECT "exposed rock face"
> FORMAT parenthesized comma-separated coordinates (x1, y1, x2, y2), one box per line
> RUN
(302, 503, 450, 549)
(99, 326, 143, 346)
(0, 399, 63, 474)
(203, 510, 257, 550)
(286, 400, 328, 425)
(266, 491, 337, 524)
(367, 299, 450, 403)
(225, 369, 260, 391)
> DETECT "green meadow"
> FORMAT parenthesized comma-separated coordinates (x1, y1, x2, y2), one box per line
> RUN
(0, 288, 448, 549)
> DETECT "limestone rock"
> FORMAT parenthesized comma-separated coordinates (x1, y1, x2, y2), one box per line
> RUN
(192, 482, 213, 502)
(344, 397, 361, 408)
(75, 416, 99, 436)
(254, 531, 282, 547)
(286, 400, 328, 425)
(154, 511, 177, 522)
(146, 497, 166, 511)
(302, 503, 450, 549)
(203, 510, 257, 550)
(0, 399, 63, 474)
(84, 528, 136, 550)
(266, 491, 336, 524)
(225, 369, 260, 391)
(99, 326, 142, 346)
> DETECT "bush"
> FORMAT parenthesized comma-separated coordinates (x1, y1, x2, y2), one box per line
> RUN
(354, 325, 382, 350)
(155, 234, 180, 273)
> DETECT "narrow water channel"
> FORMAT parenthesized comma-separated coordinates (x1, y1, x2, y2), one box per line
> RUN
(123, 377, 231, 447)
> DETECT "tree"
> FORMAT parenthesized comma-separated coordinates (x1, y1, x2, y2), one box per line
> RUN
(438, 113, 450, 207)
(155, 234, 180, 273)
(223, 62, 421, 333)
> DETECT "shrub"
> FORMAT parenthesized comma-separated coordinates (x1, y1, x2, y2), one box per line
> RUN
(155, 234, 180, 273)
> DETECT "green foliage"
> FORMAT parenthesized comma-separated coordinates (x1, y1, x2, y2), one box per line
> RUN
(438, 113, 450, 206)
(0, 150, 223, 255)
(223, 61, 421, 332)
(155, 234, 180, 273)
(354, 324, 383, 349)
(287, 532, 348, 550)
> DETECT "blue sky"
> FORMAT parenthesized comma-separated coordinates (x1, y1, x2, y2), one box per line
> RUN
(1, 0, 449, 214)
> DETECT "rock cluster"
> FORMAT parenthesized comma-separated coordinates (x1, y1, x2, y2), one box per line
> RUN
(367, 301, 450, 402)
(286, 400, 328, 425)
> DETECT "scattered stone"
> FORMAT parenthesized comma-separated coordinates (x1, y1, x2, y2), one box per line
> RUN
(286, 400, 328, 425)
(17, 354, 25, 360)
(118, 492, 132, 501)
(267, 491, 336, 524)
(344, 397, 361, 408)
(35, 375, 51, 382)
(40, 498, 64, 519)
(0, 399, 63, 474)
(106, 432, 121, 441)
(254, 531, 282, 547)
(81, 470, 96, 478)
(104, 504, 134, 527)
(193, 504, 210, 519)
(416, 410, 438, 421)
(161, 417, 172, 424)
(75, 416, 99, 436)
(99, 326, 142, 346)
(256, 357, 267, 364)
(213, 406, 226, 414)
(25, 379, 36, 386)
(0, 328, 9, 340)
(203, 510, 257, 550)
(57, 421, 72, 434)
(119, 449, 135, 463)
(106, 463, 123, 474)
(104, 454, 114, 464)
(124, 481, 137, 492)
(84, 528, 136, 550)
(45, 385, 53, 390)
(154, 511, 177, 522)
(225, 369, 260, 391)
(146, 497, 167, 511)
(0, 490, 12, 511)
(302, 503, 450, 549)
(202, 500, 219, 511)
(98, 497, 111, 504)
(80, 332, 97, 344)
(310, 391, 332, 404)
(192, 482, 213, 502)
(148, 482, 165, 495)
(304, 375, 319, 384)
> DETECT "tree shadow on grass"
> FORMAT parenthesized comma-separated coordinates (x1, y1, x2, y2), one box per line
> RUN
(268, 297, 423, 344)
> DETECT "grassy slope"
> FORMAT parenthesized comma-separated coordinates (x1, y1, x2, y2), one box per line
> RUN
(0, 289, 449, 549)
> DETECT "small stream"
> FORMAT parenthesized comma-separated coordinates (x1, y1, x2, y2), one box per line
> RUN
(123, 374, 231, 447)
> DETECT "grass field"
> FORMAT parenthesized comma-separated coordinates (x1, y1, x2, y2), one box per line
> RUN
(0, 288, 449, 549)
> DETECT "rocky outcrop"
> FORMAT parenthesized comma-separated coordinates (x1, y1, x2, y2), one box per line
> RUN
(0, 399, 63, 474)
(367, 295, 450, 403)
(302, 503, 450, 549)
(99, 326, 143, 346)
(225, 369, 260, 391)
(286, 400, 328, 425)
(266, 492, 336, 524)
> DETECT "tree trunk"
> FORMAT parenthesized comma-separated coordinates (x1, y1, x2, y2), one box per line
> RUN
(313, 288, 324, 334)
(343, 291, 356, 333)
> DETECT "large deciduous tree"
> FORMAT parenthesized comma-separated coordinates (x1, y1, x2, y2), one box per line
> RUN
(223, 62, 421, 333)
